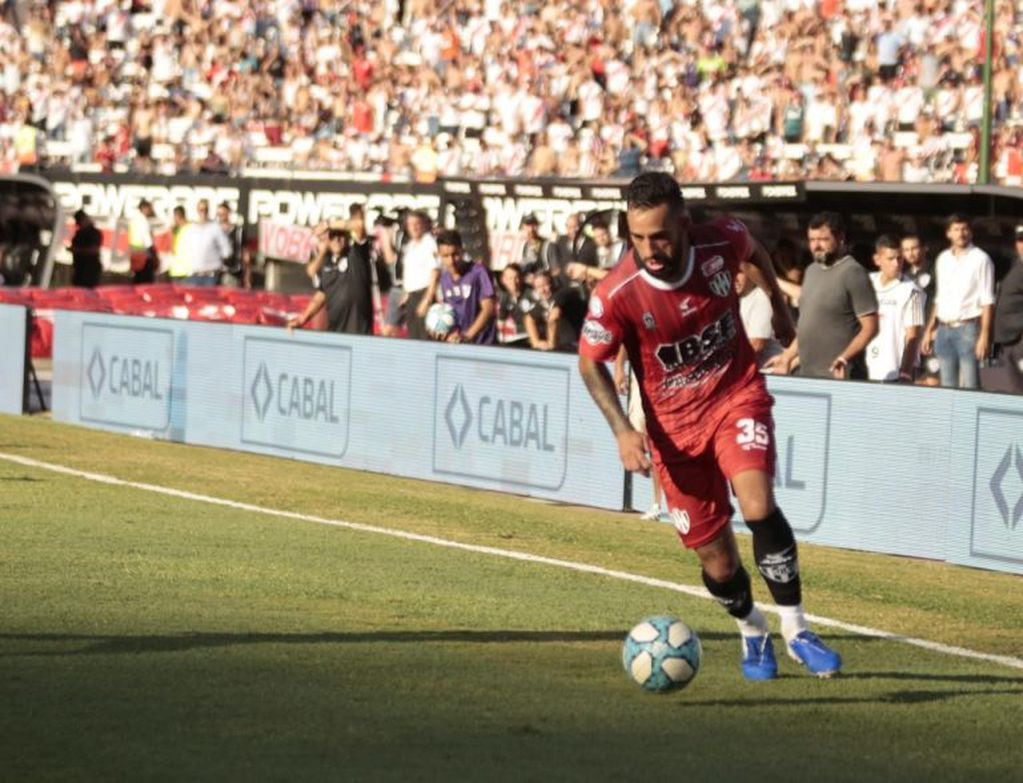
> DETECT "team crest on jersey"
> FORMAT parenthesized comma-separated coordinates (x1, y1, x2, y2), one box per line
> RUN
(581, 319, 613, 345)
(337, 257, 349, 273)
(708, 270, 732, 298)
(642, 312, 656, 329)
(588, 295, 604, 318)
(669, 508, 691, 535)
(701, 255, 724, 277)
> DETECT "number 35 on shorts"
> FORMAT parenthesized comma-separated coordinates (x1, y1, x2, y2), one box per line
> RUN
(735, 417, 770, 450)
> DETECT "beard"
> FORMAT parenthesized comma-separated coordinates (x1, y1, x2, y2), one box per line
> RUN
(814, 250, 837, 266)
(639, 250, 683, 280)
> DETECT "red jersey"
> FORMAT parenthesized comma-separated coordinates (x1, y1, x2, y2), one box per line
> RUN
(579, 217, 767, 446)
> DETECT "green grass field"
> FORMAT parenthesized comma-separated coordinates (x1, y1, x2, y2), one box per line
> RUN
(1, 414, 1021, 782)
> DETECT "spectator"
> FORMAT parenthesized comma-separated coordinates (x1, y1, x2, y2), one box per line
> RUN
(184, 199, 232, 287)
(767, 212, 878, 379)
(398, 210, 441, 340)
(865, 235, 925, 383)
(566, 218, 623, 286)
(921, 214, 996, 389)
(69, 209, 101, 288)
(127, 199, 157, 284)
(900, 233, 935, 314)
(524, 270, 583, 352)
(167, 206, 191, 283)
(519, 213, 558, 283)
(735, 263, 783, 368)
(288, 224, 373, 335)
(988, 225, 1023, 394)
(216, 202, 243, 288)
(771, 237, 804, 320)
(554, 211, 597, 271)
(427, 229, 497, 345)
(593, 220, 626, 271)
(496, 262, 536, 348)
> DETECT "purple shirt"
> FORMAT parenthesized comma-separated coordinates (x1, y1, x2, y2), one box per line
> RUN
(439, 261, 497, 344)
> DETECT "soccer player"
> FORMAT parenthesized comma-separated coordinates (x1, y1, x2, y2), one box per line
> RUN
(578, 173, 841, 680)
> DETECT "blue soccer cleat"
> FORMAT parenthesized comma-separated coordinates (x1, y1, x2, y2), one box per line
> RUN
(786, 631, 842, 678)
(742, 634, 778, 681)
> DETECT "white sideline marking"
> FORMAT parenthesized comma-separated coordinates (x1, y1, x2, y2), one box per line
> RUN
(2, 451, 1022, 673)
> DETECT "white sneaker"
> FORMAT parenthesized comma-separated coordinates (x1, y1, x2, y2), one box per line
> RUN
(639, 503, 662, 521)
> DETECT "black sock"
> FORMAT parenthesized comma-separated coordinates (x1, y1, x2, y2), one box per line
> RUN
(749, 507, 802, 606)
(701, 565, 754, 619)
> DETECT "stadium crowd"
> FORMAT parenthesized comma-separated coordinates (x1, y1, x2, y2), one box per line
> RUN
(1, 0, 1021, 184)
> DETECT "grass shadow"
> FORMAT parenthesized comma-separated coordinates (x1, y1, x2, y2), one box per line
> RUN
(0, 629, 737, 656)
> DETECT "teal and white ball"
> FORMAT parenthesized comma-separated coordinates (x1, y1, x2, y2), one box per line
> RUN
(425, 302, 457, 335)
(622, 616, 701, 692)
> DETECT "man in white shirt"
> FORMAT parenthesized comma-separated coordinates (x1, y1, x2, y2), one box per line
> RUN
(921, 214, 995, 388)
(866, 235, 924, 382)
(735, 264, 782, 368)
(185, 199, 232, 287)
(401, 211, 440, 340)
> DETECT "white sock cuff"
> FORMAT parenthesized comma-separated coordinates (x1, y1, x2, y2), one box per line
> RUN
(736, 605, 770, 638)
(776, 603, 809, 641)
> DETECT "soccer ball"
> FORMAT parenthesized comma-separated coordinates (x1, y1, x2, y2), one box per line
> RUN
(425, 302, 457, 335)
(622, 615, 701, 693)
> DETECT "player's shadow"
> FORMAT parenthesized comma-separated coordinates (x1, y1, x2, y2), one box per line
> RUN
(0, 629, 736, 657)
(843, 671, 1023, 685)
(676, 685, 1022, 708)
(0, 475, 45, 481)
(675, 669, 1023, 708)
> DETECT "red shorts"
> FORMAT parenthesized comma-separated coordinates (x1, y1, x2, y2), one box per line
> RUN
(652, 395, 776, 550)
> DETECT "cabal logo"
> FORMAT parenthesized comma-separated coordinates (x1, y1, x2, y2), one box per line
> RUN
(970, 410, 1023, 566)
(251, 362, 273, 421)
(434, 356, 569, 490)
(241, 338, 351, 459)
(79, 324, 173, 430)
(87, 347, 105, 398)
(86, 347, 163, 400)
(248, 360, 340, 423)
(445, 384, 472, 448)
(989, 443, 1023, 530)
(444, 383, 556, 451)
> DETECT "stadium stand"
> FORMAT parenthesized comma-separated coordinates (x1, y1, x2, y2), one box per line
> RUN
(0, 0, 1019, 184)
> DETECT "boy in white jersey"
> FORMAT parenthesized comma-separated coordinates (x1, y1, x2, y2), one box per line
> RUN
(866, 235, 925, 382)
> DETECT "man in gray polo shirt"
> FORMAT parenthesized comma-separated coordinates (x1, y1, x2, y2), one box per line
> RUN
(767, 212, 878, 379)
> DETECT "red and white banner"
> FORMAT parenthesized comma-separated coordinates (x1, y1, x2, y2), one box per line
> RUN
(258, 219, 316, 264)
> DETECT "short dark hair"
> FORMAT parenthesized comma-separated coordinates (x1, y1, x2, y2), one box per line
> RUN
(624, 172, 684, 212)
(349, 203, 365, 218)
(808, 211, 845, 238)
(875, 234, 899, 252)
(327, 228, 349, 240)
(435, 229, 463, 248)
(945, 213, 971, 230)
